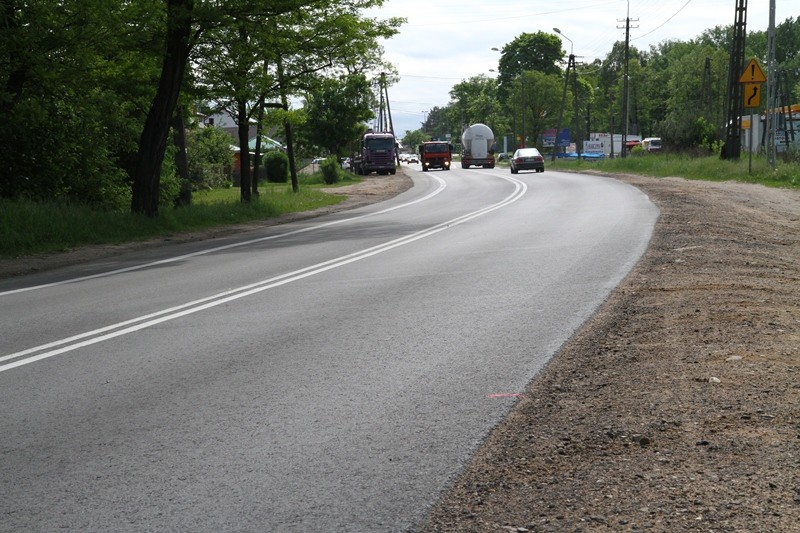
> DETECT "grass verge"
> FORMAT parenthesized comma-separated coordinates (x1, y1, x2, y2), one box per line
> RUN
(546, 153, 800, 188)
(1, 173, 358, 259)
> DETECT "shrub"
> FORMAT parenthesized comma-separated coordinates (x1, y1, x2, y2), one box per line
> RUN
(265, 151, 289, 183)
(783, 145, 800, 164)
(630, 145, 645, 156)
(320, 157, 341, 184)
(159, 145, 182, 207)
(186, 127, 235, 189)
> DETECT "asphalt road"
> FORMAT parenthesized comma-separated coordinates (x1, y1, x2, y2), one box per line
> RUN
(0, 166, 658, 532)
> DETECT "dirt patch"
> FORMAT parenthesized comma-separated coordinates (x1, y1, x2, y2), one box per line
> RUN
(418, 174, 800, 532)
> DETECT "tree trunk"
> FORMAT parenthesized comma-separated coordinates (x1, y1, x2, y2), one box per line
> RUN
(172, 106, 191, 206)
(252, 110, 263, 198)
(277, 58, 299, 192)
(131, 0, 194, 217)
(237, 98, 252, 202)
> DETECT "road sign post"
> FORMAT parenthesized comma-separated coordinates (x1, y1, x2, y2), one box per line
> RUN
(738, 59, 767, 173)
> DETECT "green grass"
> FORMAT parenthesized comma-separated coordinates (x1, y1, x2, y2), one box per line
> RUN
(0, 172, 359, 259)
(546, 153, 800, 189)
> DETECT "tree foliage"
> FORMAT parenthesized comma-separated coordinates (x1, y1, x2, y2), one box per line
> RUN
(400, 130, 426, 152)
(0, 0, 161, 207)
(193, 1, 401, 203)
(516, 71, 566, 148)
(186, 126, 235, 189)
(496, 32, 563, 100)
(0, 0, 402, 215)
(301, 74, 375, 157)
(449, 75, 501, 129)
(1, 5, 798, 216)
(428, 19, 800, 155)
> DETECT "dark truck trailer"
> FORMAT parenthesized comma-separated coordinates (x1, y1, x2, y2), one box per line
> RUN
(418, 141, 452, 171)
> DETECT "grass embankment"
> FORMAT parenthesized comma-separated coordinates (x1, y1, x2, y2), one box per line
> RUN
(0, 172, 355, 259)
(546, 152, 800, 189)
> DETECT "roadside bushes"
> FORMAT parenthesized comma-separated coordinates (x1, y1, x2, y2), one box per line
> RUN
(320, 156, 341, 184)
(265, 151, 289, 183)
(187, 127, 234, 189)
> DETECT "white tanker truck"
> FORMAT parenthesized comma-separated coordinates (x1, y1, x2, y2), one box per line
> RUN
(460, 123, 496, 169)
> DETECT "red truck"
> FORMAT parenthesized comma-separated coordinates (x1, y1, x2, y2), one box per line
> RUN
(418, 141, 452, 171)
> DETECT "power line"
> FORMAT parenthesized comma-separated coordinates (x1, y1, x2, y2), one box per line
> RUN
(632, 0, 693, 41)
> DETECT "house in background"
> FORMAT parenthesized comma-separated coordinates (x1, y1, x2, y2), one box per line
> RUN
(199, 111, 286, 185)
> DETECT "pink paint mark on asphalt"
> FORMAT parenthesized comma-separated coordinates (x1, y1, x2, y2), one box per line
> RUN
(486, 393, 527, 399)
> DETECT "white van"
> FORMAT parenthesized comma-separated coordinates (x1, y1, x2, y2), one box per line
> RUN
(642, 137, 662, 152)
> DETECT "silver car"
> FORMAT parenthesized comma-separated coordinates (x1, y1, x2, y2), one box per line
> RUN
(510, 148, 545, 174)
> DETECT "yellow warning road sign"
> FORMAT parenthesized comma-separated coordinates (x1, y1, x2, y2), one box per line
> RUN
(743, 83, 762, 108)
(739, 58, 766, 83)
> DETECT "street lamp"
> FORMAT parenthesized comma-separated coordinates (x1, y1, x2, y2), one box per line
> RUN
(553, 28, 573, 57)
(490, 47, 511, 153)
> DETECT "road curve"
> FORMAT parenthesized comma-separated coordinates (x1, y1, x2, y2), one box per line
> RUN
(0, 167, 658, 531)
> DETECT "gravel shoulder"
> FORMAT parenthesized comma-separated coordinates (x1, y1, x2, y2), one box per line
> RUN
(419, 172, 800, 532)
(4, 168, 799, 532)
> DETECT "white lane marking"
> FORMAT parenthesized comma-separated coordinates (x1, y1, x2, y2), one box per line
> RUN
(0, 176, 448, 296)
(1, 176, 526, 373)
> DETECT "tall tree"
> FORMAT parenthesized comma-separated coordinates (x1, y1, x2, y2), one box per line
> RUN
(449, 75, 500, 129)
(130, 0, 401, 216)
(187, 0, 403, 204)
(421, 106, 452, 141)
(265, 5, 401, 191)
(496, 32, 563, 101)
(0, 0, 160, 205)
(131, 0, 195, 217)
(512, 71, 565, 148)
(301, 74, 376, 156)
(400, 129, 427, 151)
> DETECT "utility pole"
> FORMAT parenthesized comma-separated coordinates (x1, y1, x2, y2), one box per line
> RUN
(617, 4, 637, 158)
(521, 75, 526, 148)
(377, 72, 400, 166)
(572, 60, 581, 155)
(376, 73, 388, 132)
(552, 53, 574, 162)
(779, 72, 797, 148)
(765, 0, 776, 168)
(552, 28, 575, 161)
(722, 0, 747, 160)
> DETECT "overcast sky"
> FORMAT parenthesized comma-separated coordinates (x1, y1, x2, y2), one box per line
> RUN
(364, 0, 790, 138)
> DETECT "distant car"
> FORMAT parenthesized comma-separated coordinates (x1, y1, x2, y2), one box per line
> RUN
(510, 147, 545, 173)
(311, 157, 325, 164)
(407, 155, 419, 164)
